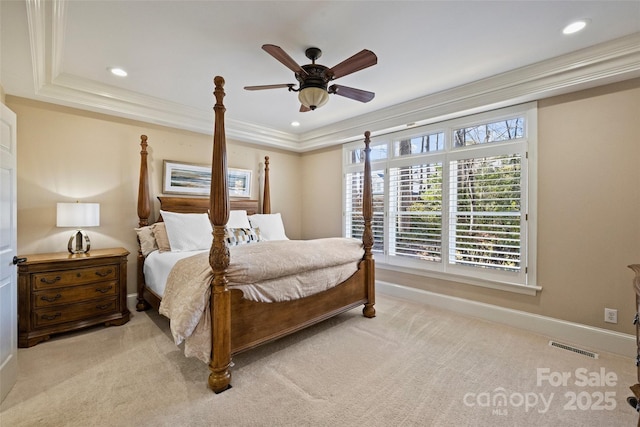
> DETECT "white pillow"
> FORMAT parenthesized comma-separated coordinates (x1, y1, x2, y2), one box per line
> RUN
(248, 213, 288, 241)
(160, 210, 213, 251)
(227, 210, 251, 229)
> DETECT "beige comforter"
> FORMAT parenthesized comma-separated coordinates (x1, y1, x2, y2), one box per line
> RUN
(158, 238, 364, 363)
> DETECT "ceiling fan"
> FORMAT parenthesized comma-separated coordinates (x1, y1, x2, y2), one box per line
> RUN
(244, 44, 377, 112)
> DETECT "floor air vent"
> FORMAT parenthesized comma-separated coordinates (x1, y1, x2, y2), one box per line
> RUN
(549, 341, 599, 359)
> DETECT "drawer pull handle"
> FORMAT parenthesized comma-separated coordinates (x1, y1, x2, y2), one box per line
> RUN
(95, 269, 113, 278)
(95, 286, 113, 294)
(41, 313, 61, 321)
(634, 313, 639, 325)
(40, 276, 61, 285)
(40, 294, 62, 303)
(96, 303, 112, 310)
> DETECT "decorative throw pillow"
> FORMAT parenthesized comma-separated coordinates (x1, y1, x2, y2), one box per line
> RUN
(248, 213, 288, 241)
(135, 225, 158, 257)
(151, 222, 171, 252)
(160, 210, 213, 252)
(225, 227, 262, 246)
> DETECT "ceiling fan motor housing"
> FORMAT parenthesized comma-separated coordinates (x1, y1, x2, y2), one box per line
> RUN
(297, 64, 329, 90)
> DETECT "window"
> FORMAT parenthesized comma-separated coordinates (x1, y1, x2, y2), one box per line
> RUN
(344, 103, 537, 292)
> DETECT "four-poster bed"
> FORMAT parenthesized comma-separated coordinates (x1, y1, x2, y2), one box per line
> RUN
(135, 76, 375, 393)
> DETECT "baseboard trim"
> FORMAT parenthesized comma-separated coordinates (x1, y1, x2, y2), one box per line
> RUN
(376, 281, 635, 358)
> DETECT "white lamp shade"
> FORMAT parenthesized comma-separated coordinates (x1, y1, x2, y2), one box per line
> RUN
(57, 203, 100, 228)
(298, 87, 329, 110)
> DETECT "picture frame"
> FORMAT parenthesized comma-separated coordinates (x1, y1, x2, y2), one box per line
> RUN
(162, 160, 252, 198)
(227, 167, 252, 198)
(163, 160, 211, 196)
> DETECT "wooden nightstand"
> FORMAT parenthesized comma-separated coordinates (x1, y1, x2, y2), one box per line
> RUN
(17, 247, 130, 347)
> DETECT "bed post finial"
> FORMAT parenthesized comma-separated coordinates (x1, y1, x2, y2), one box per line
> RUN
(263, 156, 271, 214)
(362, 131, 376, 318)
(209, 75, 232, 394)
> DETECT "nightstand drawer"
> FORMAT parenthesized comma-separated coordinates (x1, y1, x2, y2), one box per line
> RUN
(33, 281, 118, 308)
(33, 265, 117, 290)
(33, 297, 119, 328)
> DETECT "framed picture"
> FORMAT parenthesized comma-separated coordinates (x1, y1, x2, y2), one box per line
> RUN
(228, 168, 252, 198)
(162, 160, 252, 198)
(163, 160, 211, 196)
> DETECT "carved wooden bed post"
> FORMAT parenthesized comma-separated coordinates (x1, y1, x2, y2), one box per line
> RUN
(362, 131, 376, 318)
(208, 76, 232, 393)
(136, 135, 151, 311)
(263, 156, 271, 214)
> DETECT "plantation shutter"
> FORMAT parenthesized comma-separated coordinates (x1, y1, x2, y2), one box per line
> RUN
(448, 154, 522, 272)
(388, 163, 443, 262)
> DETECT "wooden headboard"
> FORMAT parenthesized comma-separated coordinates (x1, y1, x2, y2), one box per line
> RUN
(156, 197, 260, 220)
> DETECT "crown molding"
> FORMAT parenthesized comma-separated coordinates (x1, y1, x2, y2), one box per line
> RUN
(25, 1, 640, 153)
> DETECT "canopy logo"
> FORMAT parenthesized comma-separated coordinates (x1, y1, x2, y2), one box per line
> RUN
(463, 367, 618, 416)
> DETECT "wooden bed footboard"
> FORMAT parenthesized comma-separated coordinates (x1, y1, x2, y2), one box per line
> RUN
(230, 261, 370, 355)
(135, 76, 375, 393)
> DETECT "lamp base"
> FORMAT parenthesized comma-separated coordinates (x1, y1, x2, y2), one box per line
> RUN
(68, 229, 91, 254)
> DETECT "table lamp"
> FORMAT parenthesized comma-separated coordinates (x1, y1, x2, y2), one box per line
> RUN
(56, 202, 100, 254)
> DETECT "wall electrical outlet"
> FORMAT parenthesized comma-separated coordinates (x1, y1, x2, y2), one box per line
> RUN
(604, 308, 618, 324)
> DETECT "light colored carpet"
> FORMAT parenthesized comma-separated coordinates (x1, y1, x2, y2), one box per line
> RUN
(1, 293, 637, 426)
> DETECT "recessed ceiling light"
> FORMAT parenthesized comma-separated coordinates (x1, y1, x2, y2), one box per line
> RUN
(290, 121, 300, 127)
(109, 67, 128, 77)
(563, 20, 588, 35)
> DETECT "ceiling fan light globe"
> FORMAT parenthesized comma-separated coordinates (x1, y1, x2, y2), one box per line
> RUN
(298, 87, 329, 110)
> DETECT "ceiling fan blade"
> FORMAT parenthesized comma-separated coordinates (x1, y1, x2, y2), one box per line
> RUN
(244, 83, 295, 91)
(299, 104, 311, 113)
(329, 84, 375, 103)
(262, 44, 308, 77)
(327, 49, 377, 80)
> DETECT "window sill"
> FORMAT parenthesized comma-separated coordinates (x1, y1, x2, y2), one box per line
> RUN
(376, 263, 542, 296)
